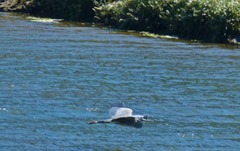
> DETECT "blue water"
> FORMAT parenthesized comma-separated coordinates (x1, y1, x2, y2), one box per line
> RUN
(1, 12, 240, 151)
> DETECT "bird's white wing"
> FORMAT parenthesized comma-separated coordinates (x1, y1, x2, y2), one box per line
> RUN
(109, 107, 133, 119)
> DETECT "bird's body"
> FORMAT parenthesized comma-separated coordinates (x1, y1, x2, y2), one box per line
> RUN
(88, 103, 150, 128)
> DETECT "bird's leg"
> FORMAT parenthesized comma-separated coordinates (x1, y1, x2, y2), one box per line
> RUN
(142, 115, 155, 122)
(88, 120, 98, 124)
(142, 118, 155, 122)
(88, 119, 112, 124)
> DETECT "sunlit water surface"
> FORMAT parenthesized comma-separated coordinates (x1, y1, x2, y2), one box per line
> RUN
(1, 12, 240, 151)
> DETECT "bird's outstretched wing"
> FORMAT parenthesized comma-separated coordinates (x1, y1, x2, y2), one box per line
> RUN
(109, 107, 133, 119)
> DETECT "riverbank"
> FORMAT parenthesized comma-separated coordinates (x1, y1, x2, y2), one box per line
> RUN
(0, 0, 94, 21)
(94, 0, 240, 44)
(1, 0, 240, 44)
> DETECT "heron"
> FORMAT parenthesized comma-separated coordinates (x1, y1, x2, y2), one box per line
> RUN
(88, 103, 151, 128)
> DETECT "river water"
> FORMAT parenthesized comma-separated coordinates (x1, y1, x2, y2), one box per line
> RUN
(1, 12, 240, 151)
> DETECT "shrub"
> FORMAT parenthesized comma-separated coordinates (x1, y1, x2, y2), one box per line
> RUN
(94, 0, 240, 43)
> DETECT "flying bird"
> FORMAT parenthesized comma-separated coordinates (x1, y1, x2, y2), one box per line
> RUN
(88, 103, 151, 128)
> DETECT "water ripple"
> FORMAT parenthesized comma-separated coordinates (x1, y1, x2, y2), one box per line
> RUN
(1, 12, 240, 150)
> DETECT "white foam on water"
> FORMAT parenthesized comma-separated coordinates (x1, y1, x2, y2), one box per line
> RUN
(26, 16, 63, 23)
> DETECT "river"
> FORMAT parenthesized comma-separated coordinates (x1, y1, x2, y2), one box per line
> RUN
(1, 12, 240, 151)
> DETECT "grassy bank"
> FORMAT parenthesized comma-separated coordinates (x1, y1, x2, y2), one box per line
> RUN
(1, 0, 240, 44)
(94, 0, 240, 43)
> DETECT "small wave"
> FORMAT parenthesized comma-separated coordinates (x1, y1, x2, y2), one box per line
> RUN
(86, 107, 99, 112)
(0, 108, 7, 111)
(140, 31, 178, 39)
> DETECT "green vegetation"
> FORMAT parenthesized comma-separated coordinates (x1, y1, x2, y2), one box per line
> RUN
(1, 0, 240, 44)
(0, 0, 33, 12)
(94, 0, 240, 43)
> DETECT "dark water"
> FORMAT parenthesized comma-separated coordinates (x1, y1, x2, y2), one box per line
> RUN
(1, 12, 240, 151)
